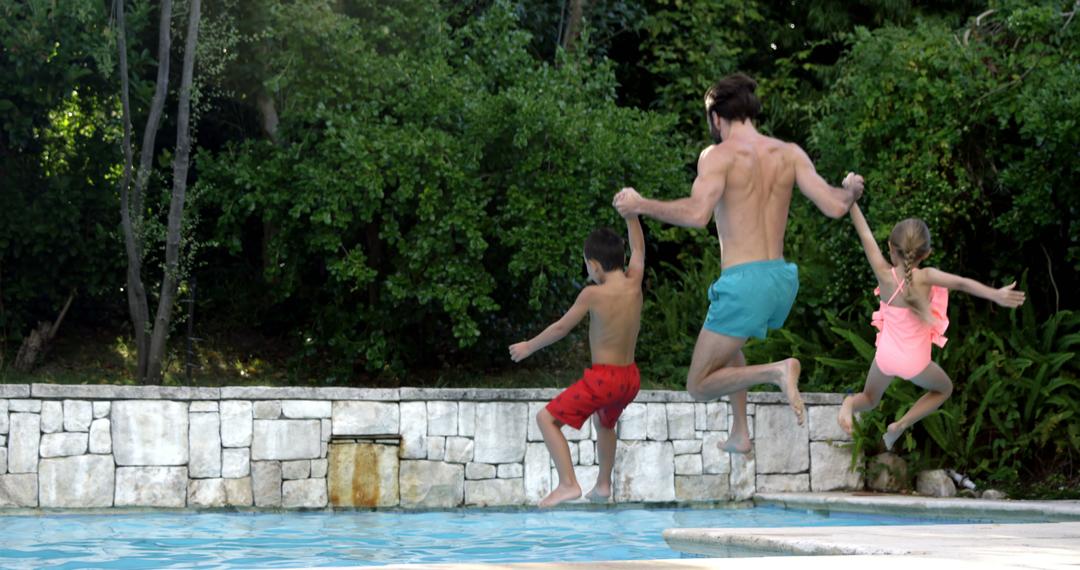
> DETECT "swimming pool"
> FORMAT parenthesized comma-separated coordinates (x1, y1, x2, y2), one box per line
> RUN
(0, 506, 1027, 568)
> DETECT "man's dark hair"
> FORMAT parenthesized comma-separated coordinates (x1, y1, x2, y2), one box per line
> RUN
(704, 73, 762, 123)
(583, 228, 625, 271)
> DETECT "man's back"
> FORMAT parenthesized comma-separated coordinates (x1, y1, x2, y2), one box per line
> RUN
(705, 131, 797, 269)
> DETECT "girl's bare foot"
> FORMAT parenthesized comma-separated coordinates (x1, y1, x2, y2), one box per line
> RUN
(777, 358, 805, 425)
(883, 421, 906, 450)
(719, 431, 752, 454)
(585, 483, 611, 503)
(838, 396, 855, 435)
(539, 482, 581, 508)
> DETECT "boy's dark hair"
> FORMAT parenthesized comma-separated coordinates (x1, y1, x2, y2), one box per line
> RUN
(583, 228, 625, 271)
(704, 73, 761, 123)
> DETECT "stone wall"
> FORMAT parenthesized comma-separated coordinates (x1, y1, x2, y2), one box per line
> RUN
(0, 384, 861, 509)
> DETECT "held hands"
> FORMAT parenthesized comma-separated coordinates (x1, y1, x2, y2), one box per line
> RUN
(842, 172, 865, 202)
(994, 282, 1027, 308)
(613, 187, 642, 218)
(508, 341, 533, 363)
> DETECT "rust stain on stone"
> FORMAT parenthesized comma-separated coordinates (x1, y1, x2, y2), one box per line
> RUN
(329, 442, 382, 507)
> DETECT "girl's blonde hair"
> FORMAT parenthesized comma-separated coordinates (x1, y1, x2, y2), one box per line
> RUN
(889, 218, 933, 322)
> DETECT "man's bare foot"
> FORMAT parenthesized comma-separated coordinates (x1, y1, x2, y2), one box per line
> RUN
(719, 431, 752, 454)
(777, 358, 805, 425)
(838, 396, 855, 435)
(585, 484, 611, 503)
(883, 421, 906, 450)
(539, 483, 581, 508)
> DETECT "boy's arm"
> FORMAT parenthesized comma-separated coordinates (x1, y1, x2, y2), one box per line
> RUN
(849, 203, 892, 278)
(922, 268, 1026, 308)
(792, 144, 862, 219)
(624, 215, 645, 282)
(509, 288, 592, 362)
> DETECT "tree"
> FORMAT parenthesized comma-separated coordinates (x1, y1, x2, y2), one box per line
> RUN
(114, 0, 202, 382)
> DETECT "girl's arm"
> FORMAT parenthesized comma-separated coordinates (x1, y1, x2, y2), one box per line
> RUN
(509, 288, 592, 362)
(849, 203, 892, 278)
(922, 268, 1026, 308)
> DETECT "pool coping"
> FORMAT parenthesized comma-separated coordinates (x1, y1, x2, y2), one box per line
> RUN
(754, 491, 1080, 521)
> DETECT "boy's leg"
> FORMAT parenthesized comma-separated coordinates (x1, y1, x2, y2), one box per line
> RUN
(884, 361, 953, 450)
(838, 361, 893, 434)
(536, 408, 581, 507)
(586, 415, 617, 501)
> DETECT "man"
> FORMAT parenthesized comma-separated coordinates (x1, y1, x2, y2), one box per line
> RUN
(614, 73, 863, 453)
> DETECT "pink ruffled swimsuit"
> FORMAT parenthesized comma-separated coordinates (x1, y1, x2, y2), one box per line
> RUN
(872, 267, 949, 380)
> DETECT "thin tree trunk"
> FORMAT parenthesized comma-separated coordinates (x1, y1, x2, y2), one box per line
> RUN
(561, 0, 587, 52)
(146, 0, 202, 382)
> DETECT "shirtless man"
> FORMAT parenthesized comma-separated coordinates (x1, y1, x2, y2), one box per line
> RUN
(614, 73, 863, 453)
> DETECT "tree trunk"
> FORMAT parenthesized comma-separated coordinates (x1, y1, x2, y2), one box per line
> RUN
(114, 0, 173, 383)
(561, 0, 587, 52)
(13, 292, 74, 372)
(146, 0, 202, 382)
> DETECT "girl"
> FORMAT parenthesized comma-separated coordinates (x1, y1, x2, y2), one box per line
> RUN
(838, 203, 1026, 449)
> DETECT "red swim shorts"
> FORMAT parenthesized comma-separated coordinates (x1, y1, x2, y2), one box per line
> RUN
(546, 363, 641, 430)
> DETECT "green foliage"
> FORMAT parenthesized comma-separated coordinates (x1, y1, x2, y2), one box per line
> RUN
(197, 0, 686, 376)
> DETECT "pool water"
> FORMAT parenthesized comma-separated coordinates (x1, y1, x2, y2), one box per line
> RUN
(0, 506, 1009, 568)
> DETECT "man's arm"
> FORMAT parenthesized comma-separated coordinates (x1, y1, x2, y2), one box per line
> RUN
(792, 144, 861, 219)
(508, 288, 592, 362)
(613, 149, 726, 228)
(624, 215, 645, 282)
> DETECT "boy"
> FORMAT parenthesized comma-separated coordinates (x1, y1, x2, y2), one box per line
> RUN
(509, 213, 645, 508)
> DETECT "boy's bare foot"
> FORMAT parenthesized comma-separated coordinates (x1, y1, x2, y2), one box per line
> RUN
(719, 431, 752, 454)
(585, 484, 611, 503)
(777, 358, 805, 425)
(883, 421, 906, 450)
(539, 483, 581, 508)
(838, 396, 855, 435)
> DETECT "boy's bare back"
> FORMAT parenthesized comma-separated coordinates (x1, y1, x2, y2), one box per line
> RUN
(584, 272, 642, 366)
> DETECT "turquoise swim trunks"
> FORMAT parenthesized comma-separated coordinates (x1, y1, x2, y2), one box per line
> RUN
(703, 259, 799, 339)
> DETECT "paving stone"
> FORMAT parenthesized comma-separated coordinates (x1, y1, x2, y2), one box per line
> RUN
(465, 478, 525, 506)
(114, 466, 186, 507)
(618, 403, 647, 440)
(705, 402, 728, 431)
(458, 402, 476, 437)
(311, 459, 327, 479)
(252, 419, 321, 460)
(8, 413, 40, 473)
(282, 460, 311, 480)
(757, 473, 811, 493)
(189, 401, 218, 413)
(497, 463, 523, 478)
(673, 439, 702, 455)
(332, 402, 399, 435)
(281, 400, 332, 419)
(810, 441, 863, 492)
(701, 432, 731, 475)
(427, 401, 458, 436)
(399, 461, 463, 508)
(93, 401, 110, 419)
(466, 462, 496, 480)
(222, 448, 250, 478)
(0, 473, 37, 507)
(646, 403, 669, 441)
(808, 405, 852, 442)
(62, 400, 93, 432)
(613, 441, 674, 502)
(0, 400, 7, 434)
(40, 432, 88, 457)
(526, 402, 546, 442)
(729, 452, 756, 501)
(666, 403, 696, 440)
(694, 403, 707, 431)
(675, 474, 730, 502)
(253, 400, 281, 420)
(112, 401, 188, 466)
(282, 478, 328, 508)
(251, 461, 282, 507)
(399, 401, 427, 459)
(89, 419, 111, 454)
(189, 412, 222, 478)
(224, 477, 253, 506)
(523, 443, 552, 503)
(188, 478, 227, 507)
(221, 401, 253, 448)
(0, 448, 5, 473)
(754, 404, 809, 474)
(41, 401, 63, 433)
(474, 403, 526, 464)
(675, 454, 703, 475)
(426, 436, 446, 461)
(9, 399, 41, 413)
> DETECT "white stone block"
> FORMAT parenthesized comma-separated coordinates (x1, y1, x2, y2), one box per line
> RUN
(251, 461, 282, 507)
(916, 469, 956, 498)
(112, 401, 188, 466)
(676, 474, 730, 502)
(224, 477, 253, 506)
(562, 419, 591, 441)
(755, 405, 809, 474)
(89, 419, 112, 454)
(526, 402, 546, 442)
(332, 401, 399, 435)
(321, 419, 331, 442)
(675, 454, 703, 475)
(40, 432, 87, 457)
(568, 441, 579, 465)
(578, 441, 595, 465)
(221, 401, 253, 448)
(188, 478, 227, 507)
(729, 452, 756, 501)
(222, 448, 250, 478)
(427, 401, 458, 436)
(465, 478, 525, 506)
(0, 448, 5, 473)
(701, 432, 732, 475)
(458, 402, 476, 437)
(8, 413, 40, 473)
(115, 466, 187, 507)
(705, 402, 728, 431)
(808, 405, 852, 442)
(673, 439, 702, 455)
(694, 403, 707, 431)
(497, 463, 523, 478)
(757, 473, 811, 493)
(399, 460, 463, 508)
(253, 400, 281, 420)
(93, 401, 110, 419)
(473, 403, 526, 464)
(426, 436, 446, 461)
(41, 401, 63, 433)
(63, 400, 93, 432)
(618, 403, 647, 440)
(283, 478, 327, 508)
(282, 460, 311, 480)
(282, 400, 332, 419)
(466, 462, 496, 480)
(646, 403, 668, 440)
(311, 459, 327, 479)
(0, 473, 37, 507)
(811, 441, 863, 492)
(524, 443, 551, 502)
(9, 399, 40, 413)
(613, 441, 675, 502)
(252, 420, 321, 460)
(189, 412, 222, 478)
(0, 400, 8, 434)
(39, 455, 114, 508)
(189, 401, 218, 413)
(666, 403, 696, 440)
(398, 401, 427, 459)
(444, 437, 473, 464)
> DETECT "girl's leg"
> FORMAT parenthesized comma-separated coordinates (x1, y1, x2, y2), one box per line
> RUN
(537, 408, 580, 507)
(884, 361, 953, 450)
(586, 415, 616, 501)
(838, 361, 893, 434)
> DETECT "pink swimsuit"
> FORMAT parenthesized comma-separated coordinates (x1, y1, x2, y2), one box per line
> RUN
(872, 268, 949, 380)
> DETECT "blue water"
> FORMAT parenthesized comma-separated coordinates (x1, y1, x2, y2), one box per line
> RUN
(0, 506, 1012, 568)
